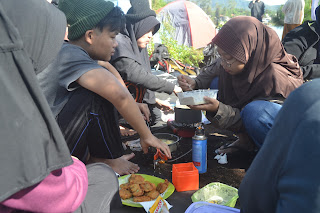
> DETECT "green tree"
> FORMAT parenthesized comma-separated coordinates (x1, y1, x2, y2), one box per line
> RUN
(190, 0, 212, 15)
(226, 0, 237, 17)
(215, 6, 221, 26)
(149, 18, 203, 67)
(272, 5, 284, 25)
(303, 0, 312, 22)
(152, 0, 167, 11)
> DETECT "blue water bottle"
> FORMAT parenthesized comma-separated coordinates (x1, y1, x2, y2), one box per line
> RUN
(192, 124, 207, 174)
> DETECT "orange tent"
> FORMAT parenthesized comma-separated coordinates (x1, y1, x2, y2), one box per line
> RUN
(157, 0, 216, 49)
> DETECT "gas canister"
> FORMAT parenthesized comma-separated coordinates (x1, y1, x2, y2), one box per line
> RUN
(192, 124, 207, 173)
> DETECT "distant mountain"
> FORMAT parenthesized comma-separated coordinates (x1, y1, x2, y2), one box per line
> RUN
(211, 0, 281, 11)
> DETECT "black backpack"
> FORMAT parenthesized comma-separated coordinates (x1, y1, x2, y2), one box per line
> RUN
(149, 43, 170, 71)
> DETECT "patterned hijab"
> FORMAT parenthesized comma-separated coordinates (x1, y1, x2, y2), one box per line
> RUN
(212, 16, 303, 108)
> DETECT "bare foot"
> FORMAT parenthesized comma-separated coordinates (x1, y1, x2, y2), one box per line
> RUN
(120, 125, 137, 137)
(87, 153, 140, 175)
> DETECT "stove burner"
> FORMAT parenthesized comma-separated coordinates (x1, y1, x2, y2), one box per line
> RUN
(169, 120, 201, 128)
(167, 120, 200, 138)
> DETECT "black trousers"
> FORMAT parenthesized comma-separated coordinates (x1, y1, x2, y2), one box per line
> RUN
(57, 88, 124, 161)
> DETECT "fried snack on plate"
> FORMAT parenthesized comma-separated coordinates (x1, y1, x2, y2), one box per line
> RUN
(140, 181, 155, 192)
(133, 195, 152, 202)
(119, 189, 132, 200)
(156, 179, 169, 194)
(146, 190, 160, 200)
(120, 182, 130, 190)
(129, 174, 145, 184)
(129, 183, 144, 197)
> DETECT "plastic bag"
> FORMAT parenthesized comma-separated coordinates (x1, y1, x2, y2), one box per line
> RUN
(191, 182, 239, 207)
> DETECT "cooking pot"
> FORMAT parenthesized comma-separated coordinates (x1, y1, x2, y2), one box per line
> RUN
(174, 105, 202, 124)
(153, 133, 180, 152)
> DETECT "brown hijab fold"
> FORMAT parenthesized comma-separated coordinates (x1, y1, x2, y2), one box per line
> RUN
(212, 16, 303, 108)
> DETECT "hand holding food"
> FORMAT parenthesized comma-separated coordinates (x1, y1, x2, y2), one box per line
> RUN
(177, 75, 196, 91)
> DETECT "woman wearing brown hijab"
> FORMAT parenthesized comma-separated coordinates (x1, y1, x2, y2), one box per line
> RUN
(178, 16, 303, 154)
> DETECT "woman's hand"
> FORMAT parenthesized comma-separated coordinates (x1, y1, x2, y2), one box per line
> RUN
(177, 75, 196, 91)
(189, 96, 220, 113)
(137, 103, 150, 122)
(156, 98, 173, 113)
(140, 135, 172, 159)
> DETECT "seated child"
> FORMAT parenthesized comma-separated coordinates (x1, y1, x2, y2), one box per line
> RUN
(38, 0, 171, 175)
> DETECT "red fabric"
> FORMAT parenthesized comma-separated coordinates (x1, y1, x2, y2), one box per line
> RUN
(0, 158, 88, 213)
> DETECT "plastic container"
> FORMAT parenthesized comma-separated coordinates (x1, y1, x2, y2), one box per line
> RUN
(172, 162, 199, 192)
(185, 202, 240, 213)
(177, 89, 218, 105)
(191, 182, 239, 208)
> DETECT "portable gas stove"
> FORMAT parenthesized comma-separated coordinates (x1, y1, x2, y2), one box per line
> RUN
(167, 120, 201, 138)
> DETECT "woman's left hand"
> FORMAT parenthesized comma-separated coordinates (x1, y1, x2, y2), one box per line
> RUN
(189, 96, 220, 113)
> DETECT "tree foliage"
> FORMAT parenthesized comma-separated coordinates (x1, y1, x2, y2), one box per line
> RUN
(148, 18, 204, 67)
(160, 20, 204, 67)
(151, 0, 167, 11)
(303, 0, 312, 22)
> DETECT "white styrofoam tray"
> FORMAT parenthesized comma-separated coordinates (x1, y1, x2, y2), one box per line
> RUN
(177, 89, 218, 105)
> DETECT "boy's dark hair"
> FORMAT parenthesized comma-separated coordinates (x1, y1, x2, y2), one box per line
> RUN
(95, 6, 125, 33)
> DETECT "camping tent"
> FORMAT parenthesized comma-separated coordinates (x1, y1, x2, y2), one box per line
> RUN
(157, 0, 216, 50)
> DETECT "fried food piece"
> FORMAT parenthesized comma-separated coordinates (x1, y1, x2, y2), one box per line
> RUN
(133, 195, 152, 202)
(119, 189, 132, 200)
(129, 174, 145, 184)
(140, 181, 155, 192)
(120, 182, 130, 190)
(156, 179, 169, 194)
(129, 183, 144, 197)
(146, 190, 160, 200)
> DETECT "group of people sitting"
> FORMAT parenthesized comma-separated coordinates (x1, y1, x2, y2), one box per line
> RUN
(1, 0, 320, 212)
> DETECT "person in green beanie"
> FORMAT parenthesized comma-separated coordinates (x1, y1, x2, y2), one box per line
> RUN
(38, 0, 171, 176)
(111, 0, 182, 128)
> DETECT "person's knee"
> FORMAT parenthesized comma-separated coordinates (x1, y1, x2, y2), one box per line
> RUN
(86, 163, 118, 185)
(241, 101, 281, 147)
(241, 101, 266, 129)
(78, 163, 121, 212)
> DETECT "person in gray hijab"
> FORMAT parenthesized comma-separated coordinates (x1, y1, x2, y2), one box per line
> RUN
(0, 0, 121, 212)
(111, 0, 181, 128)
